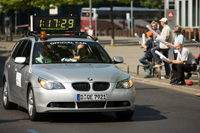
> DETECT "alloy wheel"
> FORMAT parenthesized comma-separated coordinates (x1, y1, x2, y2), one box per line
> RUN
(3, 81, 8, 106)
(28, 90, 34, 116)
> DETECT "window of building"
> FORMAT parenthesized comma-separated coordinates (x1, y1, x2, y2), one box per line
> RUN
(192, 0, 196, 26)
(197, 0, 199, 26)
(185, 0, 188, 27)
(179, 1, 182, 26)
(169, 1, 175, 9)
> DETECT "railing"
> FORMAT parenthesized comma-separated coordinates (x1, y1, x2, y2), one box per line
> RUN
(95, 28, 200, 41)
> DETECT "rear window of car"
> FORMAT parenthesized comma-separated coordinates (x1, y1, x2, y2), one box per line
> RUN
(32, 41, 112, 64)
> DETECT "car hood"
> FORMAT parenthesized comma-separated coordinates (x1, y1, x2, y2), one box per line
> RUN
(31, 63, 129, 83)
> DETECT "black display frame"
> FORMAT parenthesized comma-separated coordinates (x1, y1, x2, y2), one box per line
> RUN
(33, 16, 76, 34)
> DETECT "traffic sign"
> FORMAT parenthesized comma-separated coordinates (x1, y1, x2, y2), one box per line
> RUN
(167, 11, 174, 18)
(165, 9, 176, 29)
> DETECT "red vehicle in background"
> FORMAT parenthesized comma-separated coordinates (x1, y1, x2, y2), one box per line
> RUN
(80, 7, 164, 34)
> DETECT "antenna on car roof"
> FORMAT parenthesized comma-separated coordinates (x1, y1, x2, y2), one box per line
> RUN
(22, 31, 39, 41)
(72, 29, 96, 41)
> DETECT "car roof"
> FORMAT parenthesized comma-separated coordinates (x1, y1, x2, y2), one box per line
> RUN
(18, 36, 96, 43)
(41, 37, 95, 42)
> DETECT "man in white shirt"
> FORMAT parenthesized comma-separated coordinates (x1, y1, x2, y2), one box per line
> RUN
(167, 42, 197, 85)
(151, 17, 174, 79)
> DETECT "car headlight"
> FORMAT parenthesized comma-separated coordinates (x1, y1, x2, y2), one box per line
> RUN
(116, 77, 133, 89)
(38, 77, 65, 89)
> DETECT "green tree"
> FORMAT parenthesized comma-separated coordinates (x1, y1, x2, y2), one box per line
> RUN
(56, 0, 87, 16)
(140, 0, 164, 22)
(0, 0, 57, 34)
(0, 0, 57, 23)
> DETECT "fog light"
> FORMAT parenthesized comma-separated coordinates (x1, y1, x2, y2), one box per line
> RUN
(123, 102, 129, 106)
(50, 102, 56, 107)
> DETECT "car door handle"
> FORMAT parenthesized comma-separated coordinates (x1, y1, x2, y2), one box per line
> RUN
(7, 64, 10, 68)
(15, 68, 17, 71)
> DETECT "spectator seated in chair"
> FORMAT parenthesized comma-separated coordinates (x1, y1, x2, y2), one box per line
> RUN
(167, 42, 197, 85)
(185, 54, 200, 79)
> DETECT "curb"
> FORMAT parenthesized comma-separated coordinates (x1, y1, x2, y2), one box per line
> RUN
(131, 76, 200, 95)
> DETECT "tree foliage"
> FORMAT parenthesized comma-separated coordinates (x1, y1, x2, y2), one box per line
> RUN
(140, 0, 164, 9)
(0, 0, 89, 14)
(140, 0, 164, 21)
(0, 0, 54, 13)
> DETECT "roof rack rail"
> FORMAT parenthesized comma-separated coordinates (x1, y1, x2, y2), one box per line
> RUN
(22, 31, 39, 41)
(21, 29, 96, 42)
(73, 31, 96, 41)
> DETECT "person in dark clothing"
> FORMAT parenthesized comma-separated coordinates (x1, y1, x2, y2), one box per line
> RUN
(185, 54, 200, 79)
(138, 31, 154, 78)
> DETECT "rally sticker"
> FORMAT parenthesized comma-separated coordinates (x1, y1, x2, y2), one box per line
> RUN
(16, 72, 22, 87)
(50, 42, 87, 45)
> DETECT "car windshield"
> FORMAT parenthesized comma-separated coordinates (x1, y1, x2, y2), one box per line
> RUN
(32, 41, 112, 64)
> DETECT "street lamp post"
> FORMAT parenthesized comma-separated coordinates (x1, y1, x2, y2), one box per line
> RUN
(95, 14, 98, 37)
(89, 0, 92, 30)
(131, 1, 133, 36)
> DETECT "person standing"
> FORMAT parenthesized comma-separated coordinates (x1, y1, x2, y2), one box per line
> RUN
(167, 42, 197, 85)
(5, 20, 11, 41)
(151, 17, 174, 79)
(138, 31, 154, 78)
(166, 25, 184, 60)
(151, 21, 161, 46)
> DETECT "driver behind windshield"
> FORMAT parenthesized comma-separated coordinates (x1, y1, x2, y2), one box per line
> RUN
(73, 44, 88, 60)
(35, 49, 52, 64)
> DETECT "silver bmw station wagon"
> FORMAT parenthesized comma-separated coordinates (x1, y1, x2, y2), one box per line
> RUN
(2, 32, 136, 121)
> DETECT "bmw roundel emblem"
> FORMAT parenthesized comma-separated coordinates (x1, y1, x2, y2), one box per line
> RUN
(88, 77, 93, 81)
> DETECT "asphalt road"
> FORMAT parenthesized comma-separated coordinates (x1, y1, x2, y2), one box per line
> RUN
(0, 81, 200, 133)
(0, 56, 200, 133)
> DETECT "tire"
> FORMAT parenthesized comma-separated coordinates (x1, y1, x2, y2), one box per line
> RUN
(115, 111, 134, 120)
(28, 85, 44, 121)
(2, 79, 18, 109)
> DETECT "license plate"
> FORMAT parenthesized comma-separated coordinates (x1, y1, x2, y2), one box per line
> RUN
(77, 94, 107, 101)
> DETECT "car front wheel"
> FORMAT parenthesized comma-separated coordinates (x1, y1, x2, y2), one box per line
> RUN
(28, 85, 44, 121)
(115, 111, 134, 120)
(2, 79, 18, 109)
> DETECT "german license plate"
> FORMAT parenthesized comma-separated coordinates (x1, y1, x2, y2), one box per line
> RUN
(77, 94, 107, 101)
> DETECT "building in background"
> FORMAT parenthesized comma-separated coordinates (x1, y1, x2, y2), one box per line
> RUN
(176, 0, 200, 29)
(165, 0, 200, 41)
(165, 0, 200, 29)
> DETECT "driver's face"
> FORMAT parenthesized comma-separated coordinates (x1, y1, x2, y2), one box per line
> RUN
(77, 44, 86, 56)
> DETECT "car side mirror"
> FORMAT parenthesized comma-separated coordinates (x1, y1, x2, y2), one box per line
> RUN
(15, 57, 26, 64)
(113, 56, 124, 64)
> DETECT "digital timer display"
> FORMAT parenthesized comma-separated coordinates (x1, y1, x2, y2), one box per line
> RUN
(33, 16, 76, 33)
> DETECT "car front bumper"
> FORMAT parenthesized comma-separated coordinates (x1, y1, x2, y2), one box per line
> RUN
(34, 83, 136, 113)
